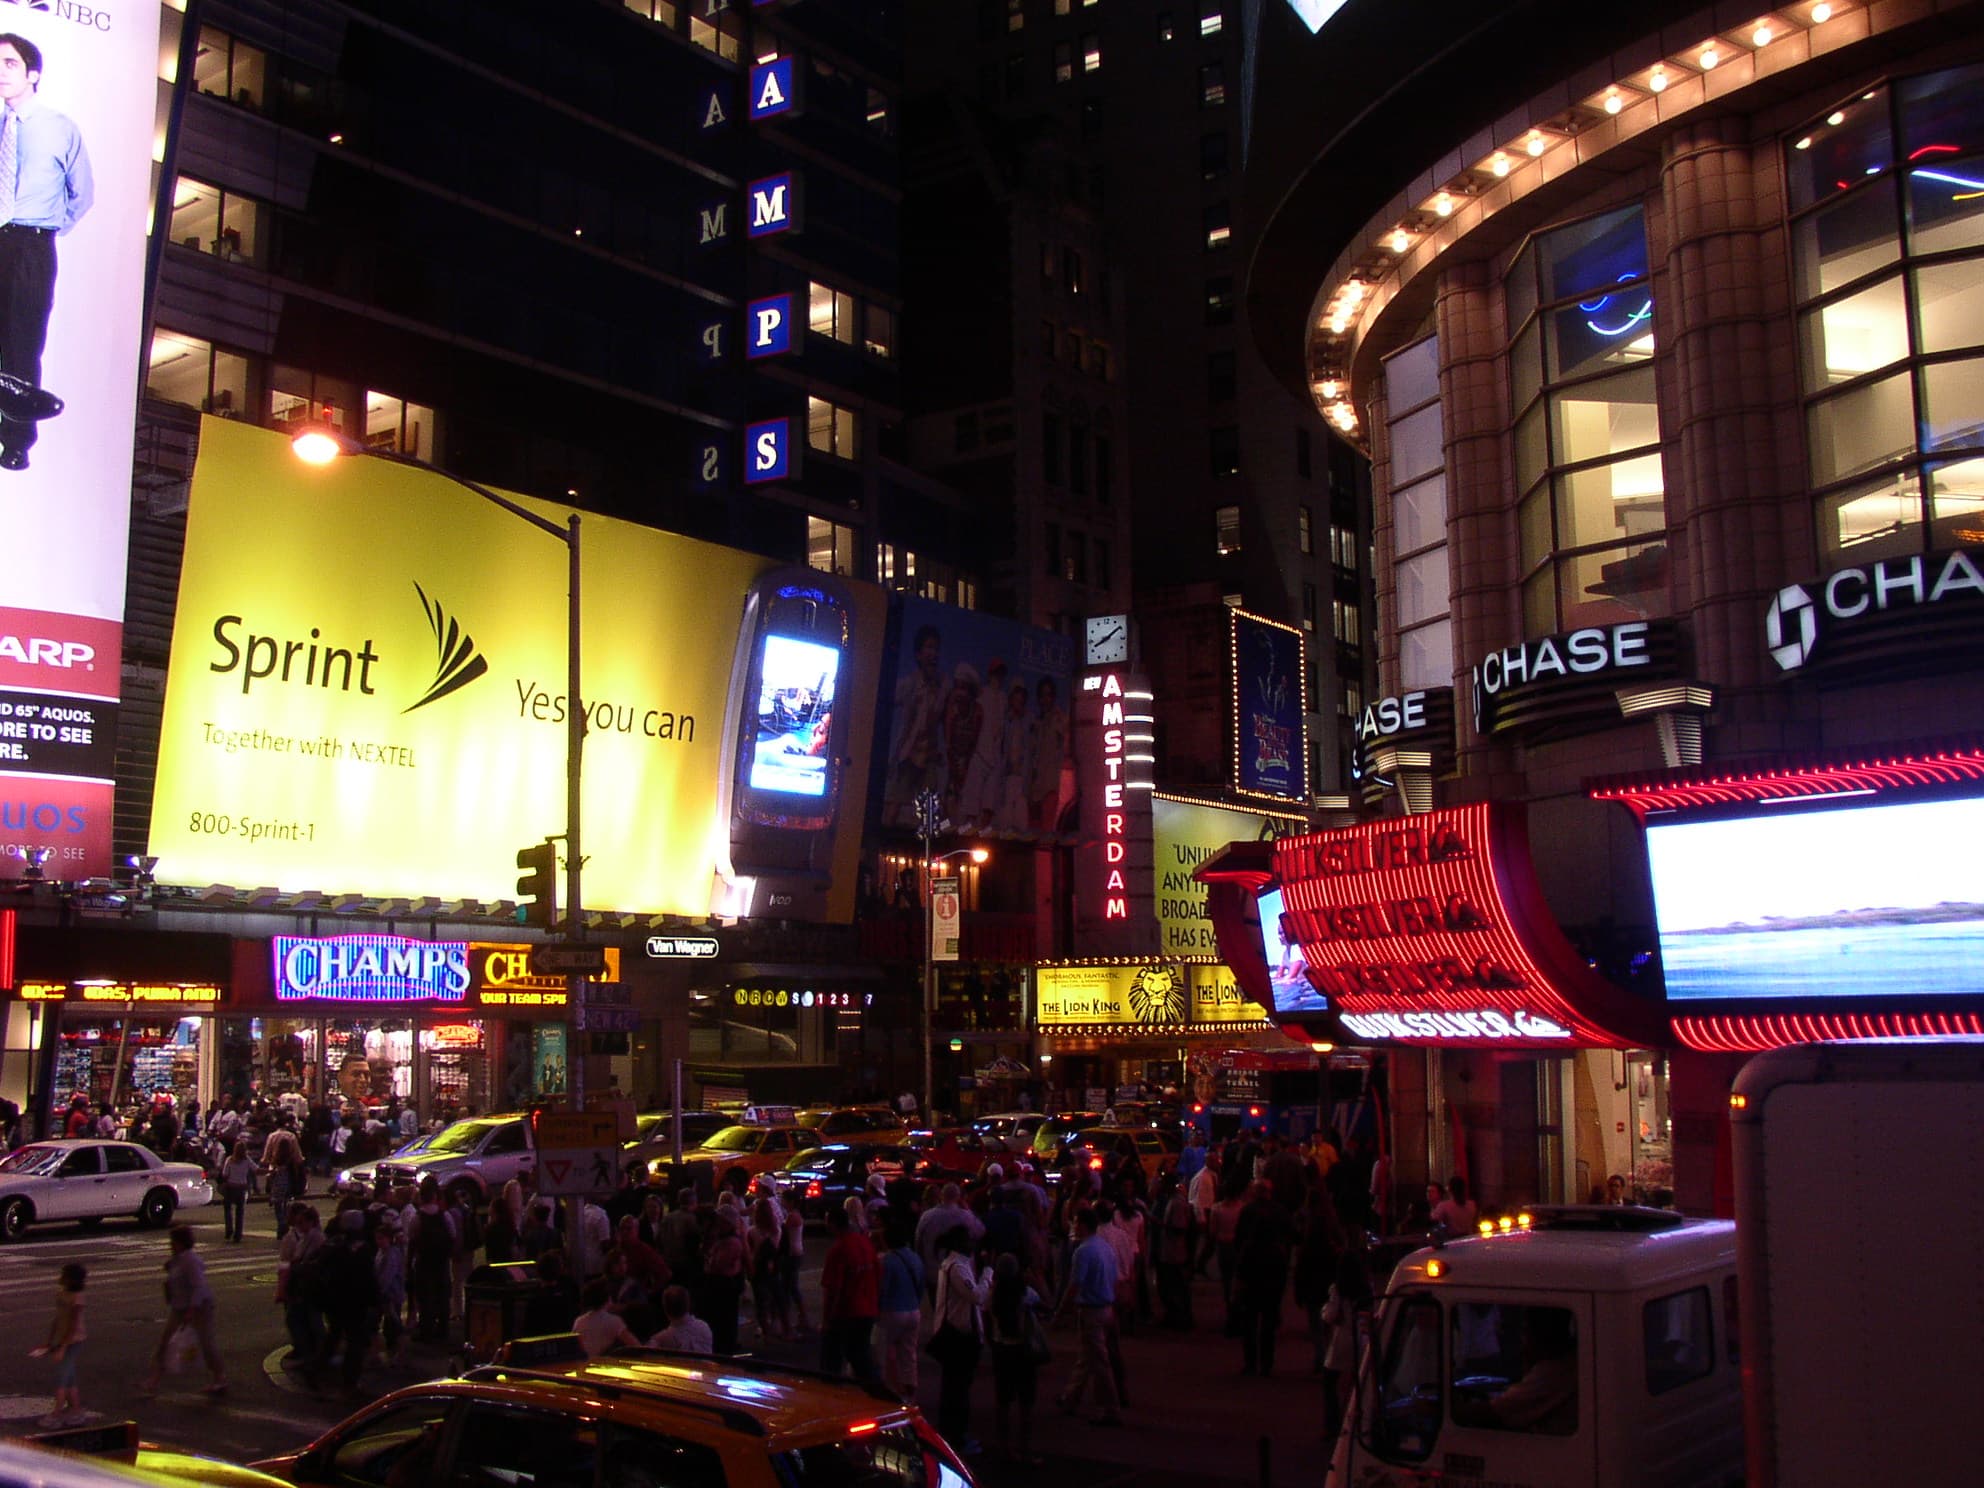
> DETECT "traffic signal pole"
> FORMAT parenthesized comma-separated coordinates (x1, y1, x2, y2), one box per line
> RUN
(564, 513, 585, 1116)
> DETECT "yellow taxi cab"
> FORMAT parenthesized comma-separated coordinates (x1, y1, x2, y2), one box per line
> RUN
(2, 1427, 295, 1488)
(249, 1338, 974, 1488)
(680, 1123, 823, 1193)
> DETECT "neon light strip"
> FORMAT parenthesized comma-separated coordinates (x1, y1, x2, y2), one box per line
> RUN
(1673, 1011, 1984, 1052)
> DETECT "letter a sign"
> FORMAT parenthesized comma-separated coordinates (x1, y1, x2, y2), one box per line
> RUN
(746, 293, 794, 359)
(749, 58, 797, 121)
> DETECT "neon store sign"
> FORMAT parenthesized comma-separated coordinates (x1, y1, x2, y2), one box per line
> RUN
(274, 935, 471, 1002)
(1082, 671, 1156, 921)
(1272, 803, 1660, 1047)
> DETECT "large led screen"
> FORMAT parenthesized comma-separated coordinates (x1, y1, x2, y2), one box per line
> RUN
(1258, 886, 1324, 1014)
(1648, 796, 1984, 1000)
(750, 634, 838, 797)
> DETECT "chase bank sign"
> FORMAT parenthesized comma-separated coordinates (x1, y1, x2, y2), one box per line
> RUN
(1766, 549, 1984, 671)
(273, 934, 471, 1002)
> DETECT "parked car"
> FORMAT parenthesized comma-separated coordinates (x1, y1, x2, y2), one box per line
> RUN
(0, 1140, 213, 1241)
(250, 1338, 976, 1486)
(780, 1142, 915, 1222)
(796, 1106, 909, 1138)
(682, 1124, 823, 1193)
(624, 1111, 733, 1179)
(899, 1127, 1000, 1180)
(971, 1111, 1047, 1157)
(1031, 1110, 1107, 1161)
(1055, 1126, 1183, 1184)
(363, 1114, 534, 1207)
(0, 1436, 296, 1488)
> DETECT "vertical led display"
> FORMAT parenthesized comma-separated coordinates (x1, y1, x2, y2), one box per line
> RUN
(0, 6, 160, 880)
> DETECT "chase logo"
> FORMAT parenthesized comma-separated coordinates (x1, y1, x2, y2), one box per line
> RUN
(405, 583, 490, 713)
(1765, 583, 1817, 671)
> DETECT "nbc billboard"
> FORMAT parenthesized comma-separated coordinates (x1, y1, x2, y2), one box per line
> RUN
(0, 6, 161, 880)
(147, 419, 883, 919)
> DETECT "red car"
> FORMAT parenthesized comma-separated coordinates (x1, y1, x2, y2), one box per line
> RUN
(900, 1127, 1000, 1179)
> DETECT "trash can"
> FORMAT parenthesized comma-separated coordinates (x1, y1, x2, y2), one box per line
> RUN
(464, 1261, 546, 1363)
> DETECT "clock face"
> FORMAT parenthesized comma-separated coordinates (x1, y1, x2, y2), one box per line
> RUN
(1085, 614, 1129, 664)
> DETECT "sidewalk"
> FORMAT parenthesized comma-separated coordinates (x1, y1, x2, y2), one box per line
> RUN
(755, 1271, 1334, 1488)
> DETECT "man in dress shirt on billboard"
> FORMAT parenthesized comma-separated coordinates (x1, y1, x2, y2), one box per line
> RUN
(0, 33, 90, 472)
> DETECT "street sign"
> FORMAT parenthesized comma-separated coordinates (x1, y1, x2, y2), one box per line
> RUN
(530, 1108, 622, 1196)
(646, 935, 719, 959)
(535, 1146, 620, 1196)
(931, 877, 960, 962)
(581, 1005, 639, 1033)
(530, 943, 609, 976)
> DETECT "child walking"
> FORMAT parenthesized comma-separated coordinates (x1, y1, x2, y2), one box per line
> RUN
(30, 1263, 87, 1426)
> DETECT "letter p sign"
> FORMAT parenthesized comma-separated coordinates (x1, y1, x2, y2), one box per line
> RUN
(746, 293, 794, 359)
(744, 418, 790, 484)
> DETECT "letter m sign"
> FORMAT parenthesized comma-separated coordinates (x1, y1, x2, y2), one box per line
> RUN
(748, 173, 799, 238)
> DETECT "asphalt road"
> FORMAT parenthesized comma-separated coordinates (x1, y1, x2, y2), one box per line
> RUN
(0, 1196, 1330, 1488)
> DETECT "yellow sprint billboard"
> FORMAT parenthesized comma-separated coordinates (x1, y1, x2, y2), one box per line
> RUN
(148, 419, 882, 919)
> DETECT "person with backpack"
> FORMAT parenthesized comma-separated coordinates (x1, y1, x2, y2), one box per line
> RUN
(409, 1178, 455, 1343)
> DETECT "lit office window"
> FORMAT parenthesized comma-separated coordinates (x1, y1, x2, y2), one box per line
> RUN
(1054, 41, 1073, 84)
(865, 88, 892, 134)
(1204, 202, 1231, 249)
(1200, 4, 1225, 36)
(687, 5, 743, 61)
(1205, 276, 1235, 325)
(809, 517, 855, 577)
(146, 329, 248, 416)
(623, 2, 681, 26)
(807, 396, 859, 459)
(269, 365, 357, 435)
(365, 393, 434, 460)
(1200, 63, 1225, 107)
(1215, 503, 1241, 554)
(1790, 62, 1984, 561)
(168, 177, 262, 265)
(1384, 333, 1450, 690)
(1508, 205, 1667, 635)
(864, 305, 896, 359)
(193, 27, 266, 111)
(1302, 582, 1318, 631)
(1082, 35, 1101, 72)
(1332, 599, 1361, 646)
(1299, 505, 1314, 554)
(809, 282, 856, 344)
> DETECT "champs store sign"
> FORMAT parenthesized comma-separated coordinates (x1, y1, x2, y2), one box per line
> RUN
(1036, 963, 1267, 1030)
(148, 421, 882, 917)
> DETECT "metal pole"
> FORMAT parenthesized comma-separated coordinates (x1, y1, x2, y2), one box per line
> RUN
(565, 514, 585, 1113)
(921, 831, 934, 1125)
(671, 1058, 684, 1166)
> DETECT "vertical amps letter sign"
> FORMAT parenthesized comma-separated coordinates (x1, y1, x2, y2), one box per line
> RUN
(0, 6, 160, 880)
(147, 420, 882, 919)
(1230, 612, 1307, 803)
(1075, 670, 1157, 956)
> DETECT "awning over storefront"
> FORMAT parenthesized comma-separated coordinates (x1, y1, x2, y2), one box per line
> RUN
(1199, 803, 1666, 1049)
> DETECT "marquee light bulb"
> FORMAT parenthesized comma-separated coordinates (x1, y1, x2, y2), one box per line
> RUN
(1604, 89, 1623, 115)
(1434, 191, 1454, 217)
(1390, 228, 1411, 252)
(1649, 66, 1668, 93)
(1526, 131, 1546, 158)
(1320, 379, 1340, 399)
(1811, 2, 1832, 20)
(1828, 111, 1846, 125)
(1700, 45, 1719, 70)
(1752, 24, 1772, 47)
(1491, 152, 1511, 176)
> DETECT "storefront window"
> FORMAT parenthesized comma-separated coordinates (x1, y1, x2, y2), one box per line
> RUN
(53, 1017, 204, 1117)
(1792, 64, 1984, 561)
(1508, 206, 1667, 634)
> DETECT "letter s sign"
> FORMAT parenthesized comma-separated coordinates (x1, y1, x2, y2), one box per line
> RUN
(744, 418, 790, 484)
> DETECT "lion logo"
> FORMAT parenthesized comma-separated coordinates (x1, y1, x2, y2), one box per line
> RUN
(1127, 965, 1186, 1025)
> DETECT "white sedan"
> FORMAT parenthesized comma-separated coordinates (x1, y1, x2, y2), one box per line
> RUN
(0, 1139, 213, 1241)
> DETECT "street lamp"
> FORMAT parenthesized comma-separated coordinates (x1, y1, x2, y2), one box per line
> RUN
(289, 428, 588, 1107)
(913, 787, 988, 1123)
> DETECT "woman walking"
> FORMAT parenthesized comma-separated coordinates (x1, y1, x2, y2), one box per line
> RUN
(219, 1140, 256, 1243)
(701, 1208, 747, 1355)
(140, 1225, 227, 1395)
(930, 1225, 991, 1453)
(276, 1202, 326, 1368)
(746, 1197, 787, 1342)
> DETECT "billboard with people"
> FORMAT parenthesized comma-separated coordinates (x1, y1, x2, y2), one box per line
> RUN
(878, 596, 1077, 838)
(0, 7, 161, 880)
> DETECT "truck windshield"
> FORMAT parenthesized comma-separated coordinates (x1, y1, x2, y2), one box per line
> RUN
(1369, 1293, 1442, 1462)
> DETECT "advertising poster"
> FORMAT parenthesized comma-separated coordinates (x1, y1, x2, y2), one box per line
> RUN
(1231, 611, 1307, 801)
(1154, 796, 1297, 957)
(147, 419, 883, 918)
(1036, 962, 1265, 1028)
(0, 5, 161, 880)
(879, 595, 1075, 837)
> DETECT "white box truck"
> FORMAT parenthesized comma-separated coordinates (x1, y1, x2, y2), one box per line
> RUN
(1730, 1039, 1984, 1488)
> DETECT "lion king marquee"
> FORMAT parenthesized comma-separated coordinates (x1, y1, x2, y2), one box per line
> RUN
(1036, 962, 1269, 1033)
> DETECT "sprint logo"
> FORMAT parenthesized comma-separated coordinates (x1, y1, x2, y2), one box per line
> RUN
(404, 583, 489, 713)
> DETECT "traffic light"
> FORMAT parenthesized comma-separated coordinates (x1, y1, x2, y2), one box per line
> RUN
(516, 841, 558, 928)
